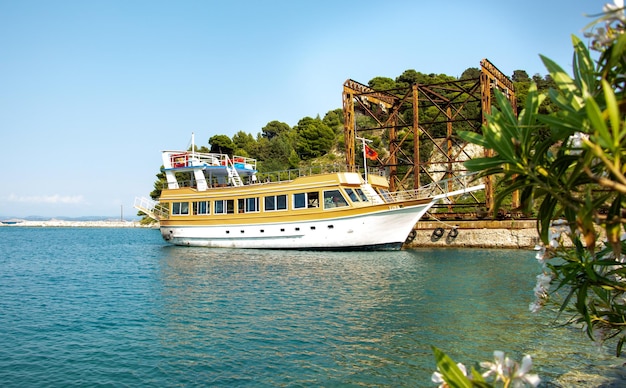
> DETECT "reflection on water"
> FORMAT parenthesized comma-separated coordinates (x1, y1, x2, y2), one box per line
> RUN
(155, 247, 625, 386)
(0, 227, 623, 387)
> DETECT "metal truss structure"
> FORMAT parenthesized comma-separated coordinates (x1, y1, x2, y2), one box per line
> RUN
(342, 58, 516, 217)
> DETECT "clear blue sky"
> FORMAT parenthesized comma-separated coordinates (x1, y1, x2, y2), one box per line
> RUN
(0, 0, 608, 218)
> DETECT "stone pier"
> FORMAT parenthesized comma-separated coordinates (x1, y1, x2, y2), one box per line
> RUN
(408, 220, 539, 249)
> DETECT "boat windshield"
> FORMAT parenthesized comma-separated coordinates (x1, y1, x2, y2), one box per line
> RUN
(323, 190, 348, 209)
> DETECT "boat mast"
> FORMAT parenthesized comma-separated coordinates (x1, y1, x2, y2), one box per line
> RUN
(355, 136, 372, 184)
(191, 132, 195, 158)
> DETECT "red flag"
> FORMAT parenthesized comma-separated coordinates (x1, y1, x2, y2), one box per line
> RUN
(365, 144, 378, 160)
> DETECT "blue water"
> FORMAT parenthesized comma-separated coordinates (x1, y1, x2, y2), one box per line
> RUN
(0, 227, 623, 387)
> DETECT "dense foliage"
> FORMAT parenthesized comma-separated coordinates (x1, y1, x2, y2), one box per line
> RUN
(432, 3, 626, 387)
(459, 2, 626, 357)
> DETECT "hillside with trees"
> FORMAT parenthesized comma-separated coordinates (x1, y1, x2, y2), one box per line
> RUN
(144, 68, 556, 209)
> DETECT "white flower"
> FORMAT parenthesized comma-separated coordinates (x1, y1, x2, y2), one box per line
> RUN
(604, 0, 624, 14)
(512, 355, 541, 387)
(481, 350, 506, 380)
(534, 245, 547, 265)
(530, 272, 552, 313)
(481, 352, 540, 387)
(533, 273, 552, 296)
(431, 363, 467, 387)
(529, 300, 544, 313)
(586, 1, 626, 50)
(431, 370, 445, 387)
(604, 0, 626, 25)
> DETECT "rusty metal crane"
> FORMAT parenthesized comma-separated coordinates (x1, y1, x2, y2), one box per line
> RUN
(342, 58, 516, 218)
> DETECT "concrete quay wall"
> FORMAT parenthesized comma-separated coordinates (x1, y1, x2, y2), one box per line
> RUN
(408, 220, 540, 249)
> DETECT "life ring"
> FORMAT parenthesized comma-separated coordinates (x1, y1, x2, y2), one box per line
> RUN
(405, 229, 417, 244)
(448, 227, 459, 239)
(432, 227, 445, 239)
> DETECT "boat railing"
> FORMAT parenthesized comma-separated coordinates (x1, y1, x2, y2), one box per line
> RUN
(382, 172, 483, 203)
(167, 151, 257, 170)
(255, 164, 356, 183)
(134, 197, 169, 220)
(159, 164, 355, 189)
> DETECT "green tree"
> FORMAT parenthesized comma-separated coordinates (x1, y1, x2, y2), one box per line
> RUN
(512, 69, 530, 83)
(232, 130, 256, 156)
(261, 120, 291, 140)
(460, 67, 481, 80)
(149, 169, 166, 201)
(368, 76, 396, 91)
(257, 136, 297, 171)
(395, 69, 423, 88)
(512, 70, 532, 116)
(294, 116, 335, 160)
(322, 108, 344, 135)
(459, 4, 626, 356)
(208, 134, 235, 155)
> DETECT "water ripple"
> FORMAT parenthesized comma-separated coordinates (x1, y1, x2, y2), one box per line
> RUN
(0, 228, 623, 386)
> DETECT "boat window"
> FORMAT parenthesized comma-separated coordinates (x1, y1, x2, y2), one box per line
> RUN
(293, 191, 319, 209)
(238, 197, 259, 213)
(323, 190, 348, 209)
(248, 197, 260, 212)
(264, 194, 287, 211)
(193, 201, 210, 215)
(344, 188, 359, 202)
(293, 193, 306, 209)
(172, 201, 189, 215)
(307, 192, 319, 208)
(355, 188, 369, 202)
(277, 195, 287, 210)
(214, 199, 234, 214)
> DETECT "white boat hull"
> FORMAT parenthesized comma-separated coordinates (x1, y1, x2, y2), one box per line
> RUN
(160, 202, 433, 250)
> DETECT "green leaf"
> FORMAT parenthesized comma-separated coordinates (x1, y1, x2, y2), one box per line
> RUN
(571, 35, 597, 93)
(538, 196, 558, 243)
(463, 158, 505, 172)
(601, 79, 621, 151)
(431, 347, 473, 388)
(458, 130, 489, 148)
(541, 55, 584, 110)
(609, 33, 626, 71)
(585, 93, 612, 150)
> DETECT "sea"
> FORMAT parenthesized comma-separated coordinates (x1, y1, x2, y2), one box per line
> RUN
(1, 227, 625, 387)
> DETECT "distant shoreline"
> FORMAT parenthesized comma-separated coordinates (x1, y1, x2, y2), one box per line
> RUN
(0, 220, 154, 228)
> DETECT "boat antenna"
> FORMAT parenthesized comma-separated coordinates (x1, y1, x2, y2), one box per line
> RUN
(355, 136, 372, 184)
(191, 132, 195, 158)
